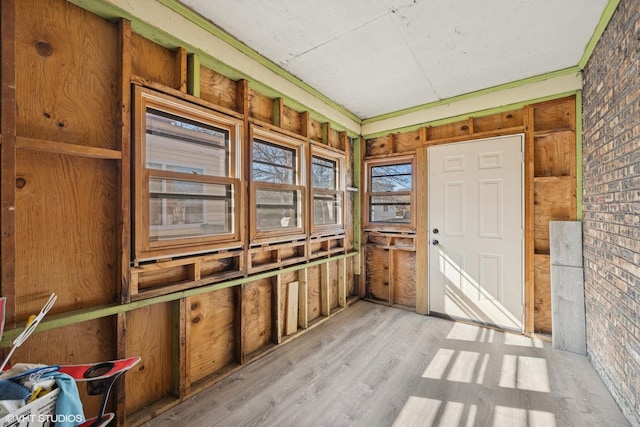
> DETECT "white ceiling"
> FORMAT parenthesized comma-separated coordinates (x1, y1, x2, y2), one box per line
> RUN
(179, 0, 608, 120)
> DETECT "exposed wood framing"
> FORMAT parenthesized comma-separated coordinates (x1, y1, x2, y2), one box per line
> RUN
(0, 0, 17, 325)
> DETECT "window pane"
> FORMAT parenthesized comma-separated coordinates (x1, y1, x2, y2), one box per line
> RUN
(255, 188, 301, 230)
(146, 109, 229, 177)
(252, 139, 295, 184)
(312, 156, 337, 190)
(313, 193, 341, 226)
(149, 178, 233, 240)
(369, 195, 411, 223)
(371, 163, 412, 192)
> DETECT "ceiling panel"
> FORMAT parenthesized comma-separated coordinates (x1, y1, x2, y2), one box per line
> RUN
(180, 0, 609, 119)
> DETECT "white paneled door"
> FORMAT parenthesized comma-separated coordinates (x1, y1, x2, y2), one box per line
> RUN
(428, 135, 524, 331)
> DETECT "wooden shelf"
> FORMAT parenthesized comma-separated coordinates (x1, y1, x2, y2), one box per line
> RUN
(16, 136, 122, 159)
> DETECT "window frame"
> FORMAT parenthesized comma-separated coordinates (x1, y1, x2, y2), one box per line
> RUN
(309, 144, 345, 236)
(133, 86, 244, 261)
(364, 155, 416, 232)
(249, 125, 307, 243)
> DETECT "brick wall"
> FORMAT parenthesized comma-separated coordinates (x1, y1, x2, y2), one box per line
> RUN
(582, 0, 640, 424)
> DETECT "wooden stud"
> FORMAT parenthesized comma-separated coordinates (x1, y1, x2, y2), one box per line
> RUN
(338, 258, 346, 308)
(415, 147, 429, 314)
(297, 268, 308, 329)
(300, 111, 310, 138)
(234, 285, 245, 365)
(272, 276, 282, 344)
(272, 97, 283, 128)
(174, 46, 187, 93)
(524, 105, 535, 334)
(187, 53, 200, 97)
(321, 122, 330, 145)
(1, 0, 16, 325)
(173, 299, 186, 397)
(115, 311, 128, 426)
(118, 19, 132, 304)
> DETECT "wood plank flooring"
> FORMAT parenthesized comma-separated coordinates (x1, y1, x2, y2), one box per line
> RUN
(144, 301, 629, 427)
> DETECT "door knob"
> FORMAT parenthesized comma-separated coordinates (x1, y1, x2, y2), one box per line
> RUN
(433, 228, 439, 234)
(432, 239, 439, 246)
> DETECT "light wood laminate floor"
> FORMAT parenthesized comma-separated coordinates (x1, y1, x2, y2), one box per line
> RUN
(145, 301, 629, 427)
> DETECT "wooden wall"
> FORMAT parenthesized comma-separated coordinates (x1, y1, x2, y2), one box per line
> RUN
(362, 97, 577, 334)
(0, 0, 359, 425)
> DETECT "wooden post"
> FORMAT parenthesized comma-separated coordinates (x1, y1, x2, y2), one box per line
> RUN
(174, 46, 187, 93)
(524, 106, 535, 334)
(234, 285, 245, 364)
(0, 0, 17, 324)
(272, 275, 282, 344)
(338, 258, 346, 308)
(297, 268, 308, 329)
(415, 147, 429, 314)
(187, 53, 200, 97)
(118, 19, 132, 304)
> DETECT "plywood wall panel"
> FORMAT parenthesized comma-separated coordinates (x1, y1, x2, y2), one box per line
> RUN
(394, 130, 420, 154)
(248, 89, 273, 124)
(534, 178, 575, 253)
(307, 266, 322, 322)
(199, 66, 238, 111)
(309, 118, 323, 142)
(392, 250, 416, 307)
(534, 132, 574, 177)
(15, 151, 117, 319)
(534, 254, 552, 334)
(533, 100, 573, 132)
(125, 303, 174, 413)
(242, 279, 273, 355)
(427, 119, 469, 141)
(365, 246, 389, 302)
(131, 33, 178, 89)
(15, 0, 118, 149)
(281, 105, 302, 135)
(365, 135, 392, 157)
(187, 288, 236, 384)
(473, 110, 523, 132)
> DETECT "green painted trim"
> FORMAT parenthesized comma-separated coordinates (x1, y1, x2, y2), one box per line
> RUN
(156, 0, 361, 125)
(576, 91, 584, 220)
(353, 137, 362, 251)
(187, 53, 200, 97)
(0, 252, 358, 347)
(363, 90, 581, 139)
(578, 0, 621, 69)
(362, 67, 581, 125)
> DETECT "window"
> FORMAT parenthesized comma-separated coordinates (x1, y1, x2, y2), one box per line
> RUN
(365, 157, 415, 230)
(310, 145, 344, 235)
(134, 86, 243, 260)
(250, 126, 306, 242)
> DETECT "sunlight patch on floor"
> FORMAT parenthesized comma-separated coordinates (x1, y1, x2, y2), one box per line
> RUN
(499, 355, 550, 392)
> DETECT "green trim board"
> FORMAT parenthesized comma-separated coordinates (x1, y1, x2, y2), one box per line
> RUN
(0, 252, 359, 347)
(363, 90, 582, 140)
(578, 0, 621, 70)
(362, 67, 581, 126)
(576, 91, 584, 221)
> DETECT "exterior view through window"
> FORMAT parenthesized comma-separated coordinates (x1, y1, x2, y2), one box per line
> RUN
(369, 162, 412, 223)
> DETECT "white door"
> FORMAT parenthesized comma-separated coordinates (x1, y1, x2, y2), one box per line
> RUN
(428, 135, 523, 331)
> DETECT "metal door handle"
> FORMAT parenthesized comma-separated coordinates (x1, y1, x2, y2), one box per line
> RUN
(432, 239, 439, 246)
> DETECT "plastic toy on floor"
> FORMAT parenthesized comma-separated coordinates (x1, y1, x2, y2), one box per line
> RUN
(59, 356, 141, 427)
